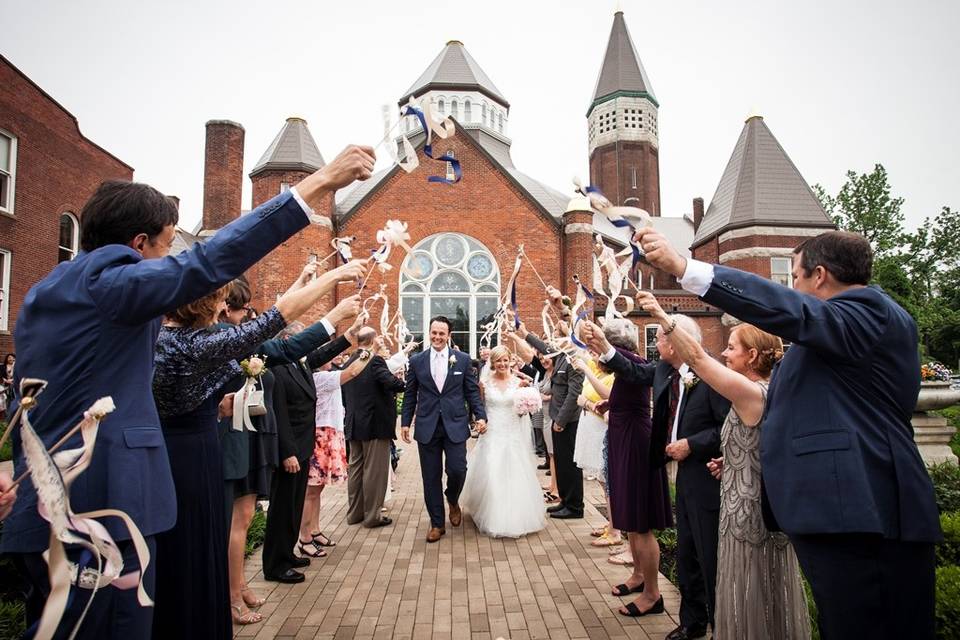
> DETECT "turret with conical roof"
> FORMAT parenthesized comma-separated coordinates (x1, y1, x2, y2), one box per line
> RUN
(691, 114, 835, 281)
(398, 40, 510, 142)
(251, 116, 325, 178)
(587, 11, 660, 215)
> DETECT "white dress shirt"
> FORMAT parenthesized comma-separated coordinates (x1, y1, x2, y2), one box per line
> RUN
(679, 259, 716, 296)
(670, 363, 690, 443)
(430, 346, 450, 390)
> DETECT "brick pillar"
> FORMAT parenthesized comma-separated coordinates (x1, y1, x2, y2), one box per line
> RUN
(692, 197, 704, 233)
(562, 198, 594, 300)
(201, 120, 244, 234)
(246, 170, 336, 323)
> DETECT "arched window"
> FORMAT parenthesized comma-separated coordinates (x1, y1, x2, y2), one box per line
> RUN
(400, 233, 501, 356)
(464, 100, 472, 122)
(58, 212, 79, 262)
(498, 112, 504, 132)
(451, 99, 458, 121)
(438, 98, 445, 115)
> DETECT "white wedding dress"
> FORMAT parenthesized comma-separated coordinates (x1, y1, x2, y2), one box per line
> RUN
(460, 377, 546, 538)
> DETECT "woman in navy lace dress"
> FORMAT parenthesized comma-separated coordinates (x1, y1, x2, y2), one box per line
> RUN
(151, 260, 364, 639)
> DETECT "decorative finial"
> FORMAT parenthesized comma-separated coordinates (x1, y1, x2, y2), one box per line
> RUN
(745, 106, 763, 123)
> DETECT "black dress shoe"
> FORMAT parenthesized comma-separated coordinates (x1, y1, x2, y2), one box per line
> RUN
(367, 516, 392, 528)
(665, 624, 708, 640)
(537, 461, 550, 470)
(265, 569, 305, 584)
(291, 557, 310, 568)
(546, 503, 565, 513)
(549, 507, 584, 519)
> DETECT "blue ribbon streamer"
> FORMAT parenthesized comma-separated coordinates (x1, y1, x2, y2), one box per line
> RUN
(585, 185, 642, 270)
(401, 105, 463, 184)
(510, 277, 520, 329)
(570, 278, 595, 350)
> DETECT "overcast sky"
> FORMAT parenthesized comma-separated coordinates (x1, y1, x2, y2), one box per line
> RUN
(5, 0, 958, 233)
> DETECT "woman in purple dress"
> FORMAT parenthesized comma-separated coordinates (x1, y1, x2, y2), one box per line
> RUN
(598, 318, 672, 618)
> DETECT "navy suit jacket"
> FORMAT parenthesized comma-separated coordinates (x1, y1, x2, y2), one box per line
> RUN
(702, 265, 941, 542)
(400, 349, 485, 444)
(3, 190, 311, 553)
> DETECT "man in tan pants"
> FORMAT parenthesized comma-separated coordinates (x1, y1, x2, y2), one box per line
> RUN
(341, 328, 405, 527)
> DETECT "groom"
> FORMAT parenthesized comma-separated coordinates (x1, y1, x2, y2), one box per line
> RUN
(401, 316, 486, 542)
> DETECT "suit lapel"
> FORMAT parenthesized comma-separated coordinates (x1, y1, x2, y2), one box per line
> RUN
(289, 361, 315, 397)
(421, 351, 441, 394)
(440, 352, 457, 393)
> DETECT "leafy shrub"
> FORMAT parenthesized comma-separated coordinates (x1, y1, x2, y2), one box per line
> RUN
(655, 527, 678, 584)
(0, 422, 11, 462)
(802, 574, 821, 640)
(0, 598, 25, 639)
(936, 565, 960, 639)
(939, 512, 960, 567)
(245, 506, 267, 557)
(929, 462, 960, 514)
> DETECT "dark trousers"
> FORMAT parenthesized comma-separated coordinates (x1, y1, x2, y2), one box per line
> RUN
(262, 463, 308, 578)
(552, 419, 583, 513)
(790, 533, 935, 640)
(16, 536, 156, 639)
(417, 418, 467, 528)
(675, 489, 719, 630)
(532, 424, 546, 457)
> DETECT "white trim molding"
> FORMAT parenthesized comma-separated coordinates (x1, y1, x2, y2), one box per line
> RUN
(719, 246, 795, 264)
(310, 214, 333, 229)
(0, 248, 10, 332)
(564, 223, 594, 235)
(718, 226, 827, 243)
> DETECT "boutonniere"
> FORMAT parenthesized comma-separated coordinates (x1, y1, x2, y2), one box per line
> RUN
(681, 371, 699, 390)
(448, 354, 457, 369)
(239, 355, 267, 378)
(358, 349, 371, 361)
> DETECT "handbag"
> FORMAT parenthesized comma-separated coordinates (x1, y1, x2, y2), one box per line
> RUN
(245, 377, 266, 416)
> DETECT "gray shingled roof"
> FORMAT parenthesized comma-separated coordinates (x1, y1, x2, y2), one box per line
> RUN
(593, 213, 694, 259)
(400, 40, 509, 108)
(251, 117, 325, 177)
(335, 123, 566, 221)
(171, 227, 202, 255)
(590, 11, 657, 112)
(692, 116, 834, 247)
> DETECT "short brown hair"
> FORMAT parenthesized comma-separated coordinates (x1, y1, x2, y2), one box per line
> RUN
(166, 285, 229, 329)
(794, 231, 872, 285)
(225, 277, 251, 310)
(731, 324, 783, 378)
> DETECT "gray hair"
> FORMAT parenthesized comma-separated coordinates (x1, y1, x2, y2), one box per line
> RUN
(603, 318, 639, 353)
(275, 321, 305, 340)
(669, 314, 702, 344)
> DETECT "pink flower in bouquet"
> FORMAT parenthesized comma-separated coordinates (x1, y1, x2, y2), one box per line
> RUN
(514, 387, 543, 415)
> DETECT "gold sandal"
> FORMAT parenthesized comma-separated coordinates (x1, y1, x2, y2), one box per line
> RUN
(231, 602, 263, 625)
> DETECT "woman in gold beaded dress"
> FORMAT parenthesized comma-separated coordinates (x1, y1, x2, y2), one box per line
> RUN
(637, 292, 810, 640)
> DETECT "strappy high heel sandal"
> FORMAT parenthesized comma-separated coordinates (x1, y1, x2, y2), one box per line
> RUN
(311, 531, 336, 547)
(231, 602, 263, 625)
(297, 538, 327, 558)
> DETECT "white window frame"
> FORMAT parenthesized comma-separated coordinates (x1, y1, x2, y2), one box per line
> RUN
(58, 212, 80, 262)
(0, 249, 10, 331)
(279, 182, 291, 194)
(644, 324, 660, 362)
(771, 256, 793, 287)
(0, 130, 17, 216)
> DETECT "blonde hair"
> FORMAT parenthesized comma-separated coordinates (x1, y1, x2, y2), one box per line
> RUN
(731, 324, 783, 377)
(489, 345, 511, 364)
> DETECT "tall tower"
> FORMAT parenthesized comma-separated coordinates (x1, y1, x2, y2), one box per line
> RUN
(587, 11, 660, 215)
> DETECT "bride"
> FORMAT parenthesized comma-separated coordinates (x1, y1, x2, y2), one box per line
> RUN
(461, 345, 546, 538)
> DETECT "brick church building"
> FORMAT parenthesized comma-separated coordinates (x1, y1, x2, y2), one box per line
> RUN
(188, 10, 832, 356)
(2, 10, 834, 358)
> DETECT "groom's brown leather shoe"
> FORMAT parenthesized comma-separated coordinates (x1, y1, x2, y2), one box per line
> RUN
(449, 503, 462, 527)
(426, 527, 446, 543)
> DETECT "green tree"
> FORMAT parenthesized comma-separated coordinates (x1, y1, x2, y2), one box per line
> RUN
(812, 164, 906, 259)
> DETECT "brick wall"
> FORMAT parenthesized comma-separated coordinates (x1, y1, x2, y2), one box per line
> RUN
(202, 120, 244, 232)
(247, 169, 334, 322)
(338, 128, 562, 340)
(0, 57, 133, 355)
(588, 140, 660, 215)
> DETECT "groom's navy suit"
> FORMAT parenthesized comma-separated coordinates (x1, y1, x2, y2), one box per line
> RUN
(4, 189, 312, 639)
(697, 263, 941, 639)
(401, 347, 485, 528)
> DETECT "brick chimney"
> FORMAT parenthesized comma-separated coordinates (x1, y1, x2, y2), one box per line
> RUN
(562, 195, 595, 299)
(692, 197, 705, 233)
(201, 120, 245, 235)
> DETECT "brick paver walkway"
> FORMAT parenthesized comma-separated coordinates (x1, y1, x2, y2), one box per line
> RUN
(236, 441, 681, 640)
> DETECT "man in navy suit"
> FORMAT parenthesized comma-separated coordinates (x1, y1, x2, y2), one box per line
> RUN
(400, 316, 486, 543)
(2, 144, 374, 639)
(637, 228, 941, 639)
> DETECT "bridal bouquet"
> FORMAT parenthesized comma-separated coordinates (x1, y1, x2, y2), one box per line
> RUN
(514, 387, 543, 415)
